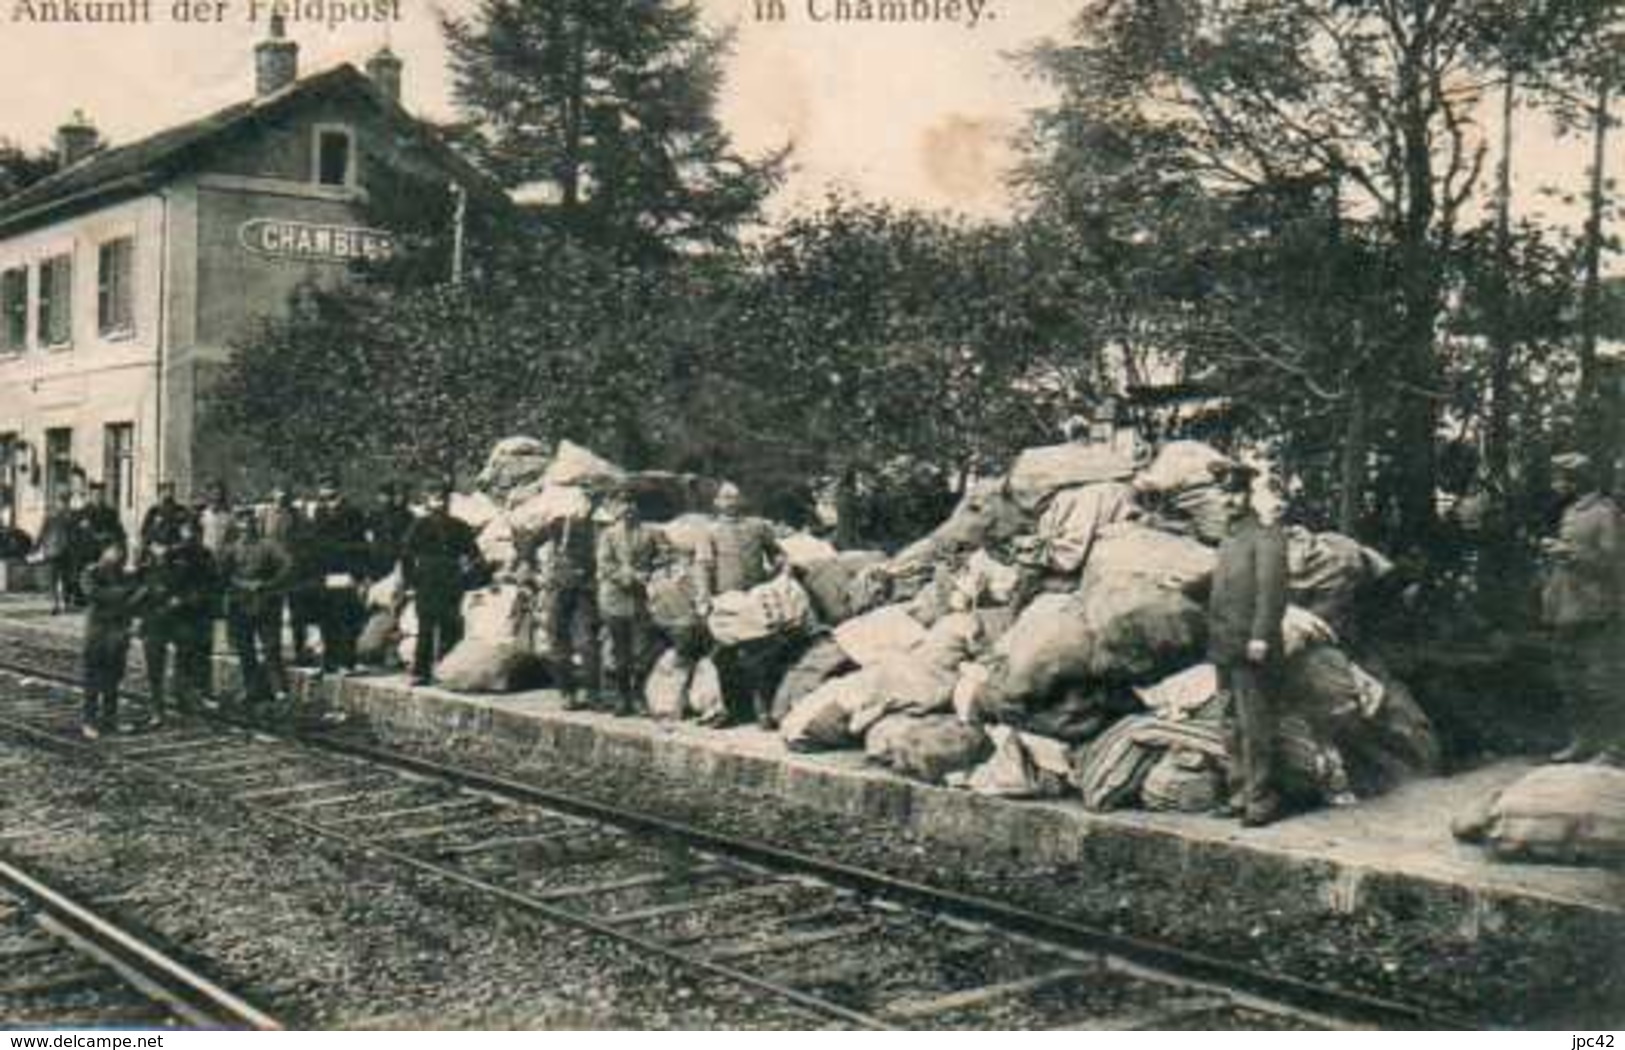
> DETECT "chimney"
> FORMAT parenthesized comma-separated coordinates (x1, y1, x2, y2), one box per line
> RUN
(366, 46, 403, 105)
(255, 13, 298, 97)
(56, 111, 100, 169)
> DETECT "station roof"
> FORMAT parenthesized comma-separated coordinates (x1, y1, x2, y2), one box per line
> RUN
(0, 63, 503, 239)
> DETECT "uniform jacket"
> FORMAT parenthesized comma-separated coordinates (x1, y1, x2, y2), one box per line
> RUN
(36, 509, 73, 561)
(400, 512, 482, 607)
(596, 521, 666, 619)
(1207, 513, 1289, 665)
(309, 499, 371, 579)
(140, 501, 195, 553)
(81, 562, 144, 645)
(367, 503, 416, 578)
(77, 504, 126, 553)
(142, 541, 218, 624)
(1542, 492, 1624, 629)
(696, 517, 781, 595)
(538, 515, 597, 589)
(218, 537, 293, 620)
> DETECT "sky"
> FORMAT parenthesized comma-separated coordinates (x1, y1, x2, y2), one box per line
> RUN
(0, 0, 1617, 234)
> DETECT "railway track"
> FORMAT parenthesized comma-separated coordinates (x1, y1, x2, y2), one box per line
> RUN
(0, 643, 1470, 1030)
(0, 851, 281, 1030)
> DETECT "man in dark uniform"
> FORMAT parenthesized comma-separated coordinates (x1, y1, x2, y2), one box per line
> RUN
(220, 507, 293, 716)
(1207, 461, 1289, 828)
(1541, 452, 1624, 764)
(367, 481, 416, 581)
(79, 539, 143, 739)
(37, 491, 77, 614)
(140, 518, 217, 725)
(595, 490, 666, 715)
(399, 482, 483, 686)
(77, 481, 126, 552)
(309, 474, 370, 675)
(535, 503, 600, 709)
(264, 484, 320, 666)
(139, 481, 194, 564)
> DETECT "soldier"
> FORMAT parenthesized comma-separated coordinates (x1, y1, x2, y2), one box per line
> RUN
(309, 474, 370, 676)
(220, 507, 292, 716)
(1207, 461, 1289, 828)
(535, 501, 600, 710)
(695, 482, 786, 728)
(264, 484, 320, 666)
(140, 517, 217, 725)
(367, 481, 416, 581)
(399, 482, 483, 686)
(197, 480, 234, 560)
(36, 490, 77, 614)
(79, 539, 143, 739)
(76, 480, 126, 556)
(595, 490, 666, 716)
(139, 481, 195, 564)
(1541, 452, 1624, 765)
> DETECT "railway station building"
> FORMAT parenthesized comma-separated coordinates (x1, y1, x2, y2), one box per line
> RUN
(0, 18, 490, 539)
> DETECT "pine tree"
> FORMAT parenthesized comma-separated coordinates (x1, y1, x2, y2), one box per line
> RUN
(442, 0, 786, 258)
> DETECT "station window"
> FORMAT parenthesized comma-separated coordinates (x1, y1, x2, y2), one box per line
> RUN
(98, 237, 135, 338)
(103, 422, 134, 512)
(315, 127, 354, 187)
(44, 427, 72, 508)
(36, 254, 72, 349)
(0, 267, 25, 352)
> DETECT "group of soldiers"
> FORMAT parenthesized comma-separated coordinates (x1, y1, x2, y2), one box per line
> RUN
(69, 470, 790, 738)
(72, 475, 447, 738)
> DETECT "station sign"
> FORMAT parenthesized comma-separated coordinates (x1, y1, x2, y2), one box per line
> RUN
(239, 218, 396, 264)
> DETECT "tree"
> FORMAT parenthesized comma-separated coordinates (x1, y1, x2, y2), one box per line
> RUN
(1016, 0, 1612, 547)
(441, 0, 786, 258)
(0, 139, 56, 200)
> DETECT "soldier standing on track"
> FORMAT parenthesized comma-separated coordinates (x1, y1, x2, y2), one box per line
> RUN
(1540, 452, 1625, 766)
(695, 482, 786, 728)
(140, 518, 217, 727)
(79, 540, 143, 740)
(596, 490, 665, 716)
(309, 474, 370, 677)
(399, 482, 483, 687)
(1207, 461, 1289, 828)
(220, 507, 293, 718)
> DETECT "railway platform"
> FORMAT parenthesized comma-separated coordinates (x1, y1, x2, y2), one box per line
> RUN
(0, 593, 1620, 1024)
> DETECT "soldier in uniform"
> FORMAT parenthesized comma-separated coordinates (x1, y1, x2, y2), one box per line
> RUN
(36, 490, 77, 614)
(309, 474, 370, 676)
(367, 481, 416, 581)
(139, 481, 195, 564)
(1541, 452, 1625, 765)
(264, 484, 320, 666)
(220, 507, 293, 716)
(695, 482, 786, 727)
(535, 500, 600, 709)
(76, 480, 126, 557)
(79, 539, 143, 739)
(140, 518, 217, 725)
(1207, 461, 1289, 828)
(595, 490, 666, 715)
(399, 482, 483, 686)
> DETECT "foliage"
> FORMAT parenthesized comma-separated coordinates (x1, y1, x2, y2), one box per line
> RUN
(441, 0, 786, 258)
